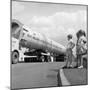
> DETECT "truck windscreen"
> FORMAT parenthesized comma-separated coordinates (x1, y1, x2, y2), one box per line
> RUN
(11, 22, 21, 40)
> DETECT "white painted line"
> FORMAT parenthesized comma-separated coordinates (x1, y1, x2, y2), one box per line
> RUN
(60, 69, 71, 86)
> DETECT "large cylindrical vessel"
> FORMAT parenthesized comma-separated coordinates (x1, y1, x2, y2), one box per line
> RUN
(12, 19, 66, 55)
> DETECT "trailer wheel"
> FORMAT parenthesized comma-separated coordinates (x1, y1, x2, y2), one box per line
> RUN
(40, 56, 45, 62)
(12, 51, 19, 64)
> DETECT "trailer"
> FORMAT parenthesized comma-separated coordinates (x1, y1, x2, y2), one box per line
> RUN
(11, 19, 66, 64)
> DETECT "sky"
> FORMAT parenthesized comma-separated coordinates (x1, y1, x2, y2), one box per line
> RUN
(12, 0, 87, 52)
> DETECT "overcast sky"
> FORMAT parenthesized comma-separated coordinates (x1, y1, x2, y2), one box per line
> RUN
(12, 0, 87, 50)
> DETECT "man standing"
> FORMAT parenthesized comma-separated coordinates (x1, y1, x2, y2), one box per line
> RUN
(63, 34, 75, 68)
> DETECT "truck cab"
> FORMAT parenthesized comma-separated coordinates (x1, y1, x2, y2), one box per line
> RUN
(11, 19, 23, 64)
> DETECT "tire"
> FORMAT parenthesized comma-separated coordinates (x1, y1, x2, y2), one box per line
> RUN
(40, 56, 45, 62)
(12, 51, 19, 64)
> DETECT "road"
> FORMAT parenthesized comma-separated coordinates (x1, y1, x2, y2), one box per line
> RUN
(62, 68, 87, 86)
(11, 62, 65, 89)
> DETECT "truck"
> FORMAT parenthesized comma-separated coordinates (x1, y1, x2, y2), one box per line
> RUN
(11, 19, 66, 64)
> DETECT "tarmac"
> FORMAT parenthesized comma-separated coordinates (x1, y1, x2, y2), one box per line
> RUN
(59, 68, 87, 86)
(11, 62, 87, 89)
(11, 62, 65, 89)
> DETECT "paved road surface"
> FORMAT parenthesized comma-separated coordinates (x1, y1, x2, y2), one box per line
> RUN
(62, 68, 87, 86)
(11, 62, 87, 89)
(11, 62, 65, 89)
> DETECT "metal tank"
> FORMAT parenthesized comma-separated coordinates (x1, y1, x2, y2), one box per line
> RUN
(12, 19, 66, 55)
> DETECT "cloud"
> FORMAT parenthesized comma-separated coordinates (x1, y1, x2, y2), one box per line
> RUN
(30, 16, 53, 28)
(30, 10, 87, 43)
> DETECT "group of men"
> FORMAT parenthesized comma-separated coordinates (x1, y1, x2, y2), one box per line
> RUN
(63, 29, 87, 69)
